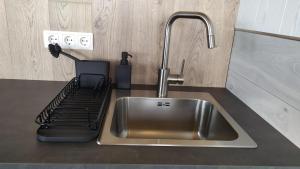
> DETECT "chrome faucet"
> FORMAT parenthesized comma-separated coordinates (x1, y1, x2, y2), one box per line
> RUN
(157, 11, 216, 98)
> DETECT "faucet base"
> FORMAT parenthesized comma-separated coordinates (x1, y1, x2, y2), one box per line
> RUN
(157, 68, 169, 98)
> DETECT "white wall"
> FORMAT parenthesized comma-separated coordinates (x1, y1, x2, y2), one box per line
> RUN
(236, 0, 300, 37)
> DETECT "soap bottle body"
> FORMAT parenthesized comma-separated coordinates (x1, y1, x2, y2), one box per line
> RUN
(116, 64, 131, 89)
(116, 52, 132, 89)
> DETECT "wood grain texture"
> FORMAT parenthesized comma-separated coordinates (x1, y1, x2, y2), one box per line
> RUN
(4, 0, 52, 80)
(0, 0, 11, 78)
(92, 0, 239, 86)
(0, 0, 239, 87)
(226, 30, 300, 148)
(92, 0, 162, 84)
(49, 0, 93, 81)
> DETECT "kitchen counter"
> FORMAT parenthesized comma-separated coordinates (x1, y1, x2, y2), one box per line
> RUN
(0, 79, 299, 169)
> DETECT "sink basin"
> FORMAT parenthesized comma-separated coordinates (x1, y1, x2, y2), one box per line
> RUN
(98, 90, 257, 148)
(112, 97, 238, 140)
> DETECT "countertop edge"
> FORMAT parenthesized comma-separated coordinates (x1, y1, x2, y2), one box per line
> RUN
(1, 163, 300, 169)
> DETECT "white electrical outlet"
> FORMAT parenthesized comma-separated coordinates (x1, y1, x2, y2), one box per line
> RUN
(79, 36, 91, 48)
(43, 30, 93, 50)
(62, 34, 76, 48)
(77, 33, 93, 50)
(43, 31, 60, 46)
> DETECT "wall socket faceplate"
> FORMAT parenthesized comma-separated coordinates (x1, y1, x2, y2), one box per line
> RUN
(43, 30, 93, 50)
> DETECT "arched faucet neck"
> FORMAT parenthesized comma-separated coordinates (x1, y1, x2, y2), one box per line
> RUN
(158, 11, 216, 98)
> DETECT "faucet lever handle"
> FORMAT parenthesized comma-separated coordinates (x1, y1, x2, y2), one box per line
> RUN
(180, 59, 185, 77)
(168, 59, 185, 85)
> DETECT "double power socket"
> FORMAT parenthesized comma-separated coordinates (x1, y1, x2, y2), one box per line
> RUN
(43, 30, 93, 50)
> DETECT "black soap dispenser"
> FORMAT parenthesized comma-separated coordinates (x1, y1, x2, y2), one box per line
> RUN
(116, 52, 132, 89)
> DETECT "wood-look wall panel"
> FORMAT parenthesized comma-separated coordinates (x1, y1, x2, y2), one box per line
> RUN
(4, 0, 52, 80)
(49, 0, 93, 81)
(168, 0, 212, 86)
(0, 0, 239, 87)
(92, 0, 114, 61)
(129, 0, 162, 84)
(0, 0, 11, 78)
(168, 0, 239, 87)
(92, 0, 165, 84)
(91, 0, 239, 86)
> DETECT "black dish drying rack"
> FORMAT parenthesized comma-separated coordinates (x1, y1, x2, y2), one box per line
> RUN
(35, 60, 111, 142)
(36, 76, 108, 128)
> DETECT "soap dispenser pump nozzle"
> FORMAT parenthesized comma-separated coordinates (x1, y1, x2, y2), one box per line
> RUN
(120, 52, 132, 65)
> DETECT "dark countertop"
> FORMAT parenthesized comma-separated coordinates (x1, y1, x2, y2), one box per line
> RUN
(0, 79, 299, 169)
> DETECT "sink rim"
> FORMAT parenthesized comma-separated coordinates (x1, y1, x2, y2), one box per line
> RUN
(98, 90, 257, 148)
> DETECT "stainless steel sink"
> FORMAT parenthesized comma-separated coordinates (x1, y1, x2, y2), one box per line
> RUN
(98, 90, 257, 148)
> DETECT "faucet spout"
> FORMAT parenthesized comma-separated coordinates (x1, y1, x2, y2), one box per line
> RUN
(158, 11, 215, 98)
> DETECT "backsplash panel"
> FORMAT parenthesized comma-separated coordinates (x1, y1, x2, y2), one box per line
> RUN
(227, 30, 300, 148)
(0, 0, 239, 87)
